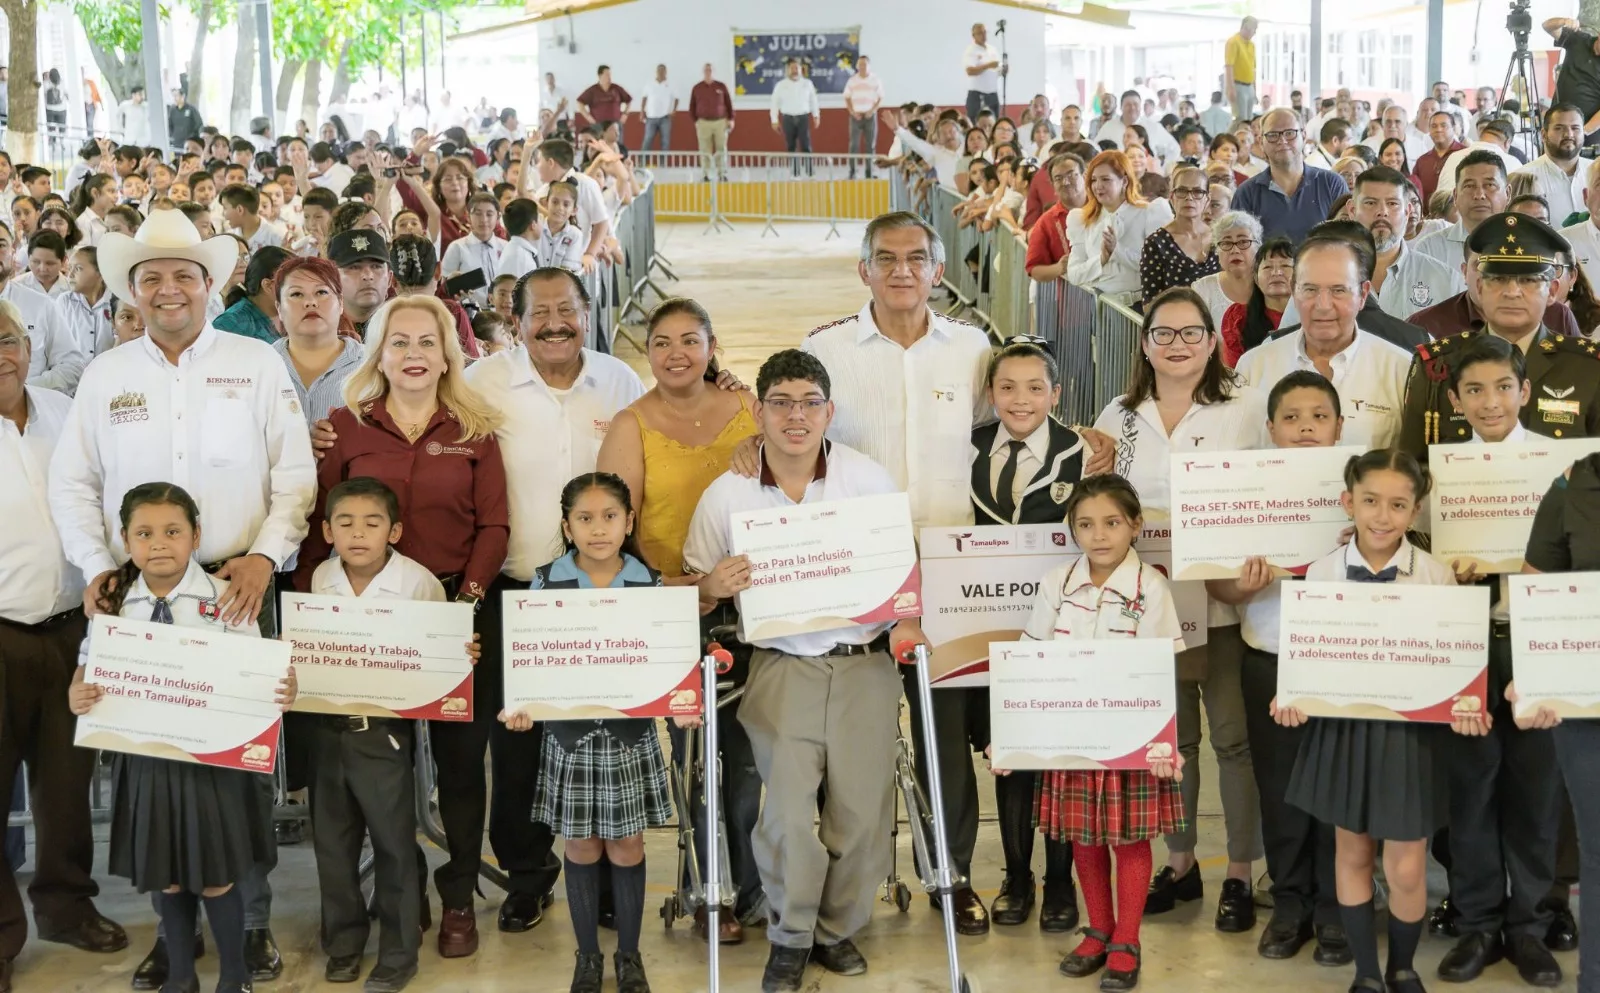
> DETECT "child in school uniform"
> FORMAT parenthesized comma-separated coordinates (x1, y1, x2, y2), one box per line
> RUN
(1433, 335, 1564, 985)
(1207, 370, 1353, 966)
(68, 483, 297, 993)
(999, 473, 1186, 992)
(498, 473, 671, 993)
(306, 477, 482, 992)
(536, 180, 586, 275)
(1275, 449, 1490, 993)
(969, 339, 1085, 932)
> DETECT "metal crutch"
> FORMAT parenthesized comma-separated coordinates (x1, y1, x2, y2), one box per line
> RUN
(896, 640, 982, 993)
(700, 641, 735, 993)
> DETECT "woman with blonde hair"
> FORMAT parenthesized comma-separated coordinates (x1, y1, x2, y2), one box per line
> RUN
(1066, 149, 1174, 303)
(292, 294, 509, 957)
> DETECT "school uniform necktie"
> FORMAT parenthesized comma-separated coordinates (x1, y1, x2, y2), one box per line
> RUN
(1345, 565, 1398, 583)
(995, 440, 1027, 522)
(149, 598, 174, 625)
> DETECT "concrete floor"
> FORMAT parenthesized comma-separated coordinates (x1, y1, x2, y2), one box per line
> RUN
(17, 222, 1579, 991)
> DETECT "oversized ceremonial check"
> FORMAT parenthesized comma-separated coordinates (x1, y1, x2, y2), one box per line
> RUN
(920, 524, 1077, 686)
(75, 615, 289, 773)
(988, 640, 1179, 770)
(502, 586, 702, 720)
(1430, 437, 1600, 572)
(281, 593, 474, 721)
(731, 492, 921, 640)
(1278, 582, 1490, 722)
(1170, 446, 1361, 580)
(1508, 573, 1600, 718)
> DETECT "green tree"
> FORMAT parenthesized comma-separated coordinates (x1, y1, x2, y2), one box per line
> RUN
(0, 0, 40, 161)
(72, 0, 226, 109)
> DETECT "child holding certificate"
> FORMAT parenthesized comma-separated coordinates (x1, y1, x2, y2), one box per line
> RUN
(68, 483, 298, 993)
(307, 477, 467, 992)
(498, 473, 671, 993)
(969, 337, 1084, 932)
(1434, 336, 1564, 986)
(1012, 474, 1185, 992)
(1276, 450, 1487, 993)
(1208, 370, 1353, 965)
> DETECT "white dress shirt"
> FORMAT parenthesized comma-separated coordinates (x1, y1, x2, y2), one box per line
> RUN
(1564, 218, 1600, 291)
(1515, 154, 1586, 226)
(1277, 242, 1465, 323)
(9, 280, 84, 396)
(984, 420, 1051, 508)
(1435, 142, 1520, 196)
(58, 288, 114, 358)
(463, 346, 645, 580)
(893, 127, 963, 193)
(1092, 117, 1182, 167)
(0, 387, 82, 623)
(640, 80, 676, 120)
(1461, 421, 1528, 621)
(1235, 328, 1412, 449)
(311, 550, 446, 602)
(76, 211, 109, 248)
(536, 223, 585, 274)
(1022, 548, 1184, 649)
(534, 169, 610, 249)
(90, 561, 263, 653)
(1360, 128, 1432, 164)
(1412, 219, 1469, 269)
(540, 84, 570, 118)
(311, 162, 354, 193)
(236, 221, 286, 254)
(963, 42, 1001, 94)
(14, 272, 68, 299)
(118, 99, 151, 146)
(1238, 576, 1286, 654)
(769, 77, 820, 122)
(1306, 534, 1456, 586)
(843, 73, 885, 115)
(49, 324, 318, 580)
(802, 302, 992, 530)
(494, 235, 541, 282)
(441, 234, 507, 309)
(1189, 272, 1240, 329)
(682, 441, 898, 657)
(1066, 199, 1176, 299)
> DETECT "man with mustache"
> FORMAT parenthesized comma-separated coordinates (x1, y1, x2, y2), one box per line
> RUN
(1349, 166, 1463, 319)
(330, 229, 392, 337)
(1513, 105, 1588, 227)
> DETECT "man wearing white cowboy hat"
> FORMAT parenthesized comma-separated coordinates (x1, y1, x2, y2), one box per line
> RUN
(48, 206, 316, 989)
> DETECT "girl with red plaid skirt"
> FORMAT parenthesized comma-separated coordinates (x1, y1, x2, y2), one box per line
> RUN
(1003, 474, 1186, 991)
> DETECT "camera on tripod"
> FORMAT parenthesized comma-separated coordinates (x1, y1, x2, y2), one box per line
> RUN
(1507, 0, 1533, 50)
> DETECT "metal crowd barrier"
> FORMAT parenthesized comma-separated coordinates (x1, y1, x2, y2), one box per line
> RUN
(1033, 277, 1143, 425)
(582, 177, 674, 354)
(632, 151, 889, 237)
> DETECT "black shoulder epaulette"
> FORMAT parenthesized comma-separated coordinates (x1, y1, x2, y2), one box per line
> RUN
(806, 315, 858, 337)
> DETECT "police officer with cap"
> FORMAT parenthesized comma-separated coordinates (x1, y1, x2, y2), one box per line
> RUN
(1399, 210, 1600, 460)
(326, 229, 392, 337)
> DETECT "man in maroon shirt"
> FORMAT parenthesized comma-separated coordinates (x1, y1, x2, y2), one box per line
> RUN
(1413, 109, 1467, 204)
(576, 65, 632, 127)
(689, 63, 734, 182)
(1026, 153, 1087, 281)
(1407, 247, 1582, 338)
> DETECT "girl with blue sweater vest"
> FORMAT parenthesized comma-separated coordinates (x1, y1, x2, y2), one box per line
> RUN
(498, 473, 671, 993)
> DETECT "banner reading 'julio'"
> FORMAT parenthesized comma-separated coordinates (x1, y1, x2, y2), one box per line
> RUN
(732, 29, 861, 96)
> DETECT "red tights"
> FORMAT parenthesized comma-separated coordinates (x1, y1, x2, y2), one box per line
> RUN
(1071, 840, 1153, 973)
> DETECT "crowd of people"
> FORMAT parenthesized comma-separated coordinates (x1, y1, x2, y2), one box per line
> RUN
(2, 26, 1600, 993)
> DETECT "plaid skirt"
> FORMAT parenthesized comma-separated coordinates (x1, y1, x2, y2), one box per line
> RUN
(533, 725, 673, 840)
(1034, 769, 1186, 846)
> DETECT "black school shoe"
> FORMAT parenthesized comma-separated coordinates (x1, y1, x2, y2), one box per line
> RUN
(1542, 901, 1578, 952)
(1144, 863, 1202, 915)
(811, 938, 868, 976)
(1314, 923, 1355, 966)
(1506, 933, 1563, 988)
(244, 929, 281, 981)
(1429, 897, 1461, 939)
(1099, 943, 1141, 992)
(325, 954, 363, 983)
(1215, 878, 1256, 933)
(1040, 883, 1080, 933)
(761, 945, 809, 993)
(990, 873, 1036, 926)
(1257, 914, 1313, 959)
(132, 935, 207, 991)
(363, 963, 418, 993)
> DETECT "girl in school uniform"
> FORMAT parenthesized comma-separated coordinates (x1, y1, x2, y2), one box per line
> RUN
(67, 483, 297, 993)
(498, 473, 672, 993)
(970, 338, 1085, 931)
(1275, 450, 1489, 993)
(1001, 473, 1186, 991)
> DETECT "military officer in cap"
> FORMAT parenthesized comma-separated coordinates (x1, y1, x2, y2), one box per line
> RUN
(1399, 210, 1600, 460)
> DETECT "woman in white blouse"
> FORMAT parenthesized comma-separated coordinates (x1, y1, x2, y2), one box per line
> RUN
(1065, 149, 1173, 304)
(1092, 286, 1270, 932)
(1189, 211, 1261, 331)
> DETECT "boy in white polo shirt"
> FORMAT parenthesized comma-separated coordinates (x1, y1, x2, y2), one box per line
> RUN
(682, 349, 907, 993)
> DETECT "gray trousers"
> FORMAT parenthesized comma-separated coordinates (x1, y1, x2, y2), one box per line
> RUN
(1166, 624, 1263, 861)
(308, 718, 420, 969)
(1553, 719, 1600, 992)
(739, 648, 899, 950)
(848, 116, 876, 175)
(1230, 83, 1256, 126)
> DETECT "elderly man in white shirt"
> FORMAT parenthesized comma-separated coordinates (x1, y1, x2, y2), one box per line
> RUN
(48, 209, 315, 986)
(1236, 235, 1412, 448)
(1360, 103, 1432, 164)
(539, 73, 570, 125)
(962, 22, 1002, 121)
(770, 59, 821, 164)
(0, 316, 132, 986)
(0, 226, 84, 395)
(1514, 104, 1587, 226)
(726, 212, 1115, 944)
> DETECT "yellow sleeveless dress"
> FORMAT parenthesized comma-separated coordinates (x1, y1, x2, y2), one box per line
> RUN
(636, 396, 759, 579)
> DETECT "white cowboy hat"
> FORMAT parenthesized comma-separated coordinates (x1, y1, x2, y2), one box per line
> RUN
(97, 208, 242, 304)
